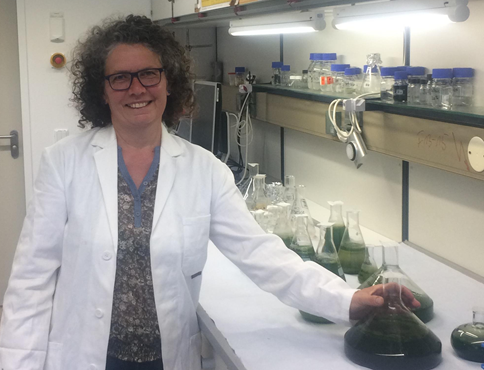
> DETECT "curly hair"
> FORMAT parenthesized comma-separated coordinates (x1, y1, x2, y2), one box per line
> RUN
(70, 15, 195, 129)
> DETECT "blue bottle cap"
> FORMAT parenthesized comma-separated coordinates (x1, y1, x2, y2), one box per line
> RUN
(453, 68, 474, 78)
(331, 64, 351, 72)
(406, 66, 426, 76)
(364, 65, 379, 73)
(380, 67, 399, 77)
(309, 53, 316, 60)
(314, 53, 324, 61)
(394, 71, 409, 80)
(281, 65, 290, 72)
(432, 68, 453, 79)
(396, 66, 408, 71)
(235, 67, 246, 73)
(322, 53, 337, 61)
(272, 62, 283, 68)
(344, 67, 361, 76)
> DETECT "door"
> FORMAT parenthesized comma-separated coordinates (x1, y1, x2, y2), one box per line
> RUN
(0, 0, 26, 305)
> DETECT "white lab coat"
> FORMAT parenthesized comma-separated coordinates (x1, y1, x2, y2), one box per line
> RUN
(0, 124, 356, 370)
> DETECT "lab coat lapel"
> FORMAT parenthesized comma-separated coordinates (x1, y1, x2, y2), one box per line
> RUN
(92, 126, 118, 251)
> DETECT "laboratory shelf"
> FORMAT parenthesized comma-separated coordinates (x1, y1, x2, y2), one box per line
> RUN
(252, 84, 484, 129)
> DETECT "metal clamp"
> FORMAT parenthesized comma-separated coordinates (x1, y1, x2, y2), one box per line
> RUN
(0, 130, 19, 159)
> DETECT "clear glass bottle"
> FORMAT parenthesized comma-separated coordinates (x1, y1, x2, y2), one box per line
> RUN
(431, 68, 453, 109)
(290, 214, 315, 261)
(359, 242, 434, 323)
(327, 201, 346, 251)
(452, 67, 474, 107)
(406, 66, 426, 80)
(291, 185, 316, 241)
(319, 52, 337, 92)
(338, 210, 365, 274)
(345, 247, 443, 370)
(300, 223, 346, 324)
(310, 53, 324, 91)
(281, 65, 291, 87)
(283, 175, 296, 208)
(393, 71, 408, 103)
(306, 53, 317, 90)
(359, 54, 382, 95)
(331, 64, 351, 94)
(358, 245, 378, 284)
(302, 69, 309, 88)
(343, 67, 361, 96)
(235, 67, 246, 86)
(419, 74, 432, 106)
(407, 78, 421, 105)
(451, 307, 484, 363)
(243, 163, 259, 209)
(273, 202, 294, 247)
(252, 174, 269, 210)
(271, 61, 283, 86)
(266, 181, 284, 205)
(380, 67, 398, 103)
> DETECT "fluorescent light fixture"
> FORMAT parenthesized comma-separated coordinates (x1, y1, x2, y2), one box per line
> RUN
(229, 11, 325, 36)
(333, 0, 470, 31)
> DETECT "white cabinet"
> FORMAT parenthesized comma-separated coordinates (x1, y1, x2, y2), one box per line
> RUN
(174, 0, 198, 17)
(152, 0, 198, 20)
(152, 0, 172, 20)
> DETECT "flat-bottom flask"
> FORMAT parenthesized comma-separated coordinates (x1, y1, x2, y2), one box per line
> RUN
(328, 201, 346, 251)
(273, 202, 294, 247)
(358, 245, 378, 284)
(344, 245, 442, 370)
(300, 223, 346, 324)
(338, 210, 365, 274)
(451, 307, 484, 362)
(289, 214, 315, 261)
(358, 242, 434, 323)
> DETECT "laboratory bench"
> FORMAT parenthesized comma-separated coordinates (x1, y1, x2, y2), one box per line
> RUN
(198, 199, 484, 370)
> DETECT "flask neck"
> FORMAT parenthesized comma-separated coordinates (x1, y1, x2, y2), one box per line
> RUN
(318, 224, 337, 255)
(346, 211, 360, 229)
(329, 202, 344, 223)
(382, 245, 399, 267)
(473, 307, 484, 325)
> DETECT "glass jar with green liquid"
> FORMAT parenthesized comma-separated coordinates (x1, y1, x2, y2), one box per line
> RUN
(289, 214, 315, 261)
(338, 210, 365, 274)
(328, 201, 346, 251)
(273, 202, 293, 247)
(300, 223, 346, 324)
(358, 245, 379, 284)
(451, 307, 484, 363)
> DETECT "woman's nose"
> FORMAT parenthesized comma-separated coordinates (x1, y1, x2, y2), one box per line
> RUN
(129, 76, 147, 94)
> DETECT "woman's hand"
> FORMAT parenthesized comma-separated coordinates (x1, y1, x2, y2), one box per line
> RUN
(349, 283, 421, 321)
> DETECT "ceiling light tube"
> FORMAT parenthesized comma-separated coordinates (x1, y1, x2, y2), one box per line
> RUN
(332, 0, 470, 31)
(229, 12, 325, 36)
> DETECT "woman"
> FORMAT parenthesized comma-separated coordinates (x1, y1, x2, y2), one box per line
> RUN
(0, 15, 418, 370)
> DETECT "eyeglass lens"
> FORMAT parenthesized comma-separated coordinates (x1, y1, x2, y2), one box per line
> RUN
(109, 69, 162, 90)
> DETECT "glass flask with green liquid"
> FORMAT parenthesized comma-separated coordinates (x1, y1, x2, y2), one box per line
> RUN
(300, 223, 346, 324)
(328, 201, 346, 251)
(252, 174, 270, 210)
(338, 210, 366, 274)
(451, 307, 484, 363)
(273, 202, 294, 247)
(291, 185, 316, 242)
(289, 214, 315, 261)
(344, 245, 442, 370)
(358, 245, 379, 284)
(358, 242, 434, 323)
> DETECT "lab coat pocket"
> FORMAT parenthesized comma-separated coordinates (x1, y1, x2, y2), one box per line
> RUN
(182, 214, 211, 277)
(44, 342, 63, 370)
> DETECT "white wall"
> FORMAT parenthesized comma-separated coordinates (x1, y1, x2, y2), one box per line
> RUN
(18, 0, 151, 202)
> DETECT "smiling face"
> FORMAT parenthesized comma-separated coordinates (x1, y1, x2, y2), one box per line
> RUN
(103, 43, 168, 131)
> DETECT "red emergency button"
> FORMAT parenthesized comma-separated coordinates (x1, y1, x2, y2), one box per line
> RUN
(50, 52, 66, 68)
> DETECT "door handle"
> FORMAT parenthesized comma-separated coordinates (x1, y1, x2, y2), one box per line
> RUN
(0, 130, 19, 159)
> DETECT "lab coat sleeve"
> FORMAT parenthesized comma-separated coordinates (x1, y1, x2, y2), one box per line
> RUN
(208, 163, 357, 325)
(0, 147, 66, 370)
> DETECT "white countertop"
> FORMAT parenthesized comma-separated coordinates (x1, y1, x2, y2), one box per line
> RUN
(199, 200, 484, 369)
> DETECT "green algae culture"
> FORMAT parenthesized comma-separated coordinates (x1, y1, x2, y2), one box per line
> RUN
(358, 246, 379, 283)
(327, 201, 346, 251)
(451, 307, 484, 362)
(289, 214, 315, 261)
(338, 210, 365, 274)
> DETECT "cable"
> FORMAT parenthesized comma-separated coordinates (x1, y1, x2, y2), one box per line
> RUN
(224, 112, 232, 164)
(235, 102, 251, 186)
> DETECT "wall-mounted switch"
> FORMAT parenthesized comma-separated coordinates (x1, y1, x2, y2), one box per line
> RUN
(467, 136, 484, 172)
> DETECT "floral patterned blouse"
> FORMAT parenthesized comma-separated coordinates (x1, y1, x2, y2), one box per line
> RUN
(107, 146, 162, 362)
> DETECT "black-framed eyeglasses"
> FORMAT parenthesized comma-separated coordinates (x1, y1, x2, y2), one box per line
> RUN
(104, 68, 165, 91)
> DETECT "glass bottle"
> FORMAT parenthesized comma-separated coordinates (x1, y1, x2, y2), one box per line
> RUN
(452, 67, 474, 107)
(271, 61, 283, 86)
(235, 67, 246, 86)
(243, 163, 259, 210)
(273, 202, 294, 247)
(358, 245, 378, 284)
(406, 66, 426, 81)
(338, 210, 365, 274)
(300, 223, 346, 324)
(431, 68, 453, 109)
(319, 53, 337, 92)
(306, 53, 317, 89)
(281, 65, 291, 87)
(451, 307, 484, 363)
(345, 246, 443, 370)
(380, 67, 398, 103)
(359, 243, 434, 323)
(266, 181, 284, 205)
(291, 185, 316, 241)
(289, 214, 315, 261)
(302, 69, 309, 88)
(419, 75, 432, 106)
(344, 67, 361, 96)
(252, 174, 269, 210)
(359, 53, 382, 95)
(310, 53, 324, 91)
(407, 78, 421, 105)
(283, 175, 296, 208)
(327, 201, 346, 251)
(331, 64, 351, 94)
(393, 71, 408, 103)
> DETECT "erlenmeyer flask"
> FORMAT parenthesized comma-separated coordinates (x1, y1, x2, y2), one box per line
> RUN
(358, 242, 434, 323)
(283, 175, 296, 208)
(328, 201, 346, 251)
(451, 307, 484, 362)
(265, 205, 281, 234)
(252, 174, 269, 210)
(358, 245, 379, 284)
(359, 53, 382, 95)
(291, 185, 316, 240)
(289, 214, 315, 261)
(273, 202, 294, 247)
(344, 245, 442, 370)
(338, 210, 365, 274)
(300, 223, 346, 324)
(243, 163, 259, 210)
